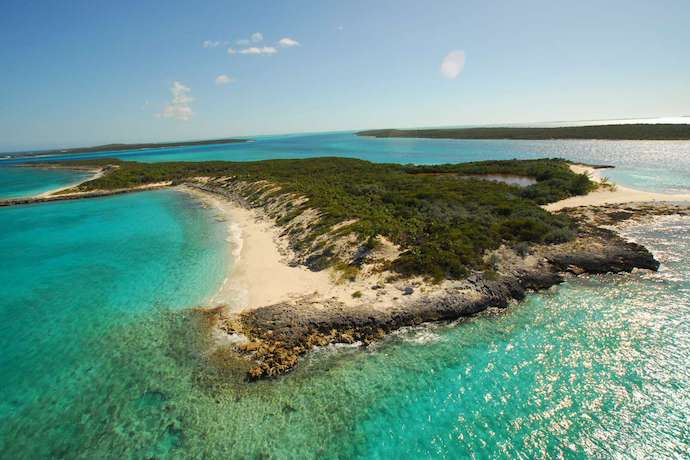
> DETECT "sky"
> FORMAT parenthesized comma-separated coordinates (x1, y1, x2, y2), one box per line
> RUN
(1, 0, 689, 151)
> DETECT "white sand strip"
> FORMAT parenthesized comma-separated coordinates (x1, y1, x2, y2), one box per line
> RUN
(178, 185, 392, 312)
(544, 165, 690, 211)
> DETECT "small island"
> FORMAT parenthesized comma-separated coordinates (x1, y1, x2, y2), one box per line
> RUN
(4, 156, 687, 379)
(358, 123, 690, 140)
(10, 137, 251, 159)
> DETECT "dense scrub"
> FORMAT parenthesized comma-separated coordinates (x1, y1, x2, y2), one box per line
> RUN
(359, 123, 690, 140)
(59, 157, 594, 280)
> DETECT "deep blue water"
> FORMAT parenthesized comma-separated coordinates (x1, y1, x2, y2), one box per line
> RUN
(0, 134, 688, 458)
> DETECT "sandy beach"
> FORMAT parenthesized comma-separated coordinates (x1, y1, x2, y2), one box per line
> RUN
(544, 165, 690, 211)
(33, 166, 106, 197)
(179, 185, 405, 312)
(182, 165, 690, 314)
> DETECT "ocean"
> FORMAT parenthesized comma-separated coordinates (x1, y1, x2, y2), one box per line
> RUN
(0, 133, 688, 458)
(0, 167, 92, 199)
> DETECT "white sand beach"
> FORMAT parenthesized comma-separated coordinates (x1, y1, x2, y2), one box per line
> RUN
(37, 167, 106, 197)
(544, 165, 690, 211)
(180, 186, 403, 312)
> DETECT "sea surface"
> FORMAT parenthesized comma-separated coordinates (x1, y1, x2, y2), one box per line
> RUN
(0, 134, 689, 458)
(0, 166, 92, 199)
(3, 131, 690, 194)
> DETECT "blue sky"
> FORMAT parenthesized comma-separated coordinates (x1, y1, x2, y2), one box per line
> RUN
(1, 0, 689, 150)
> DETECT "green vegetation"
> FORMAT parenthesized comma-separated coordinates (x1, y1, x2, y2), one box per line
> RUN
(58, 157, 594, 280)
(358, 124, 690, 140)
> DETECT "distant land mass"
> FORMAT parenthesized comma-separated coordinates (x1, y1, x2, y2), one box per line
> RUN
(10, 137, 250, 158)
(358, 124, 690, 140)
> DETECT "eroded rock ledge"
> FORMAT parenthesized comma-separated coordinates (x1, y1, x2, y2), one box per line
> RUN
(193, 184, 670, 380)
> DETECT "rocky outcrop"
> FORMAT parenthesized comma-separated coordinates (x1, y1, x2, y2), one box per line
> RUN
(210, 220, 662, 380)
(187, 185, 687, 380)
(538, 226, 659, 273)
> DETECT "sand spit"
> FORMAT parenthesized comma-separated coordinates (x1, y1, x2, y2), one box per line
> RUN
(544, 165, 690, 211)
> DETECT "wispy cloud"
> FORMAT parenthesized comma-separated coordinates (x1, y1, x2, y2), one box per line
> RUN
(238, 46, 277, 55)
(157, 81, 194, 121)
(440, 50, 466, 79)
(236, 38, 250, 46)
(278, 37, 300, 47)
(202, 40, 221, 48)
(227, 34, 299, 56)
(215, 74, 234, 85)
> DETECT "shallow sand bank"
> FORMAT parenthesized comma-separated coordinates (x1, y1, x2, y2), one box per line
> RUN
(544, 165, 690, 211)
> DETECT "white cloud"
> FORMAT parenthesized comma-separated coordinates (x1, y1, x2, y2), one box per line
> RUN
(203, 40, 221, 48)
(236, 38, 250, 45)
(239, 46, 277, 55)
(227, 47, 237, 55)
(215, 74, 234, 85)
(157, 81, 194, 121)
(440, 50, 465, 79)
(251, 32, 263, 43)
(278, 37, 300, 47)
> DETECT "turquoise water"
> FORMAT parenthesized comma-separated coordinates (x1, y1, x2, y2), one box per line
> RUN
(1, 137, 689, 458)
(0, 166, 92, 199)
(1, 211, 687, 458)
(0, 190, 228, 457)
(4, 132, 690, 193)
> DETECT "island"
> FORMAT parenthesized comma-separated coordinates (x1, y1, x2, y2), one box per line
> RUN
(357, 123, 690, 140)
(8, 137, 251, 159)
(3, 157, 689, 379)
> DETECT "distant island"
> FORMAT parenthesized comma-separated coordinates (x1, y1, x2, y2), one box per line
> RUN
(10, 137, 251, 159)
(358, 123, 690, 140)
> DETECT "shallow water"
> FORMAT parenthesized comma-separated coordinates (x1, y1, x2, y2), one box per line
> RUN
(1, 213, 687, 458)
(1, 136, 689, 458)
(0, 166, 92, 199)
(0, 190, 228, 457)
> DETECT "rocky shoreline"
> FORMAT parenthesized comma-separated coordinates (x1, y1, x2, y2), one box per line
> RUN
(192, 178, 671, 380)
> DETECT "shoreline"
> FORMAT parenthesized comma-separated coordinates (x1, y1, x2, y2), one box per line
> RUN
(181, 169, 690, 317)
(178, 185, 408, 312)
(0, 182, 172, 207)
(543, 164, 690, 211)
(36, 167, 106, 197)
(178, 178, 668, 379)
